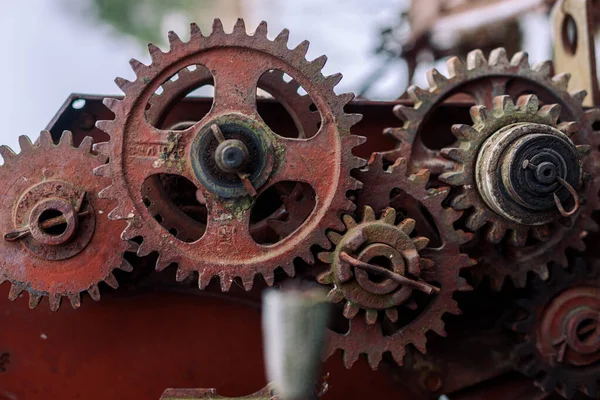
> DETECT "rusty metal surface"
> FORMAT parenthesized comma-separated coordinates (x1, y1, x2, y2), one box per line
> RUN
(0, 131, 132, 311)
(94, 19, 365, 291)
(510, 261, 600, 398)
(321, 153, 474, 369)
(440, 94, 600, 290)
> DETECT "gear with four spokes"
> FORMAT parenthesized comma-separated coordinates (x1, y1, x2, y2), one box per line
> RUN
(510, 260, 600, 399)
(0, 131, 132, 311)
(321, 153, 474, 369)
(439, 94, 600, 289)
(94, 19, 365, 291)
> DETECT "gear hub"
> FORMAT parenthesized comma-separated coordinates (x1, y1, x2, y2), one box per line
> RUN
(476, 121, 582, 225)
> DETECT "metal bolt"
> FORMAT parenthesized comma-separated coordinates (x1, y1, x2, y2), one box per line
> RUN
(215, 139, 249, 173)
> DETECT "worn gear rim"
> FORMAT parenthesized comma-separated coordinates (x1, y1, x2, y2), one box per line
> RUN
(322, 154, 474, 369)
(0, 131, 132, 311)
(439, 95, 599, 290)
(94, 19, 365, 291)
(384, 47, 593, 176)
(510, 260, 600, 399)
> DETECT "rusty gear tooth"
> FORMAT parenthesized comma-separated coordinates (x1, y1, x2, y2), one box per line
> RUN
(68, 294, 81, 309)
(147, 43, 163, 61)
(58, 130, 74, 148)
(240, 274, 254, 291)
(18, 135, 33, 153)
(48, 294, 61, 312)
(446, 56, 466, 78)
(552, 72, 571, 91)
(488, 47, 509, 66)
(274, 28, 290, 45)
(510, 51, 530, 69)
(293, 40, 310, 58)
(8, 282, 25, 301)
(467, 49, 487, 69)
(115, 77, 134, 93)
(310, 54, 328, 71)
(570, 89, 588, 105)
(167, 31, 183, 48)
(87, 284, 101, 301)
(262, 270, 275, 286)
(189, 22, 202, 38)
(103, 273, 119, 290)
(78, 136, 94, 153)
(367, 352, 383, 370)
(426, 68, 448, 90)
(128, 58, 148, 77)
(39, 130, 53, 147)
(232, 18, 246, 34)
(342, 349, 360, 369)
(211, 18, 225, 34)
(253, 20, 268, 37)
(0, 145, 17, 163)
(28, 293, 42, 309)
(532, 60, 553, 76)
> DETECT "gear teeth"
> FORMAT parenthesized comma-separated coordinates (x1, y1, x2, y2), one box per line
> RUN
(327, 288, 345, 303)
(175, 268, 191, 282)
(570, 89, 587, 105)
(538, 104, 561, 124)
(281, 262, 295, 277)
(39, 130, 53, 147)
(516, 94, 539, 112)
(413, 236, 429, 251)
(510, 51, 529, 69)
(471, 105, 492, 125)
(198, 272, 212, 290)
(93, 163, 110, 178)
(49, 294, 61, 312)
(408, 85, 434, 104)
(58, 130, 74, 148)
(250, 20, 267, 37)
(147, 43, 163, 61)
(365, 309, 378, 325)
(95, 119, 114, 133)
(325, 73, 343, 88)
(262, 270, 275, 286)
(486, 221, 506, 243)
(274, 28, 290, 46)
(78, 136, 94, 153)
(190, 22, 202, 38)
(167, 31, 183, 49)
(68, 294, 81, 309)
(104, 273, 119, 289)
(310, 55, 328, 71)
(507, 229, 527, 247)
(488, 48, 509, 66)
(8, 282, 25, 301)
(450, 123, 479, 141)
(439, 171, 466, 186)
(342, 349, 360, 369)
(28, 293, 42, 309)
(446, 56, 466, 78)
(115, 77, 134, 93)
(343, 302, 360, 319)
(293, 40, 310, 58)
(466, 209, 488, 230)
(532, 60, 553, 76)
(232, 18, 246, 34)
(219, 273, 233, 291)
(119, 259, 134, 273)
(467, 49, 487, 69)
(18, 135, 34, 153)
(552, 72, 571, 91)
(102, 97, 121, 113)
(129, 58, 148, 77)
(426, 68, 448, 90)
(88, 284, 101, 301)
(367, 352, 382, 370)
(318, 252, 334, 264)
(441, 147, 467, 162)
(241, 275, 254, 291)
(397, 218, 416, 235)
(493, 95, 515, 113)
(0, 145, 17, 163)
(211, 18, 225, 35)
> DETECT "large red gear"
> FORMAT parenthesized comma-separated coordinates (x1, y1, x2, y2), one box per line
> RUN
(0, 131, 132, 311)
(321, 154, 474, 369)
(94, 19, 365, 291)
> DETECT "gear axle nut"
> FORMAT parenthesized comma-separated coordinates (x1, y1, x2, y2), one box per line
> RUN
(215, 139, 249, 173)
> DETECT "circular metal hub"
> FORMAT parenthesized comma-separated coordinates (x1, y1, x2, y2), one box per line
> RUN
(191, 114, 274, 198)
(15, 180, 95, 261)
(476, 122, 581, 225)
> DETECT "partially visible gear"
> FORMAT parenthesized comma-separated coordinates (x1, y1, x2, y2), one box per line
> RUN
(95, 19, 365, 291)
(510, 260, 600, 399)
(439, 94, 600, 289)
(322, 154, 474, 369)
(0, 131, 132, 311)
(384, 47, 591, 177)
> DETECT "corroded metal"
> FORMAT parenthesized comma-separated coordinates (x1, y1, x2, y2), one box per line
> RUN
(321, 154, 474, 369)
(440, 94, 600, 289)
(0, 131, 132, 311)
(94, 19, 365, 291)
(511, 260, 600, 399)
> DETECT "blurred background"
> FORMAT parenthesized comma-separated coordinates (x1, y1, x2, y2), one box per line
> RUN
(0, 0, 556, 150)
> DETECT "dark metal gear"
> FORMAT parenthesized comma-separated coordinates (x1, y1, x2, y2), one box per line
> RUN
(95, 19, 365, 291)
(384, 47, 592, 177)
(0, 131, 132, 311)
(141, 62, 319, 243)
(321, 154, 474, 369)
(510, 260, 600, 399)
(439, 94, 600, 289)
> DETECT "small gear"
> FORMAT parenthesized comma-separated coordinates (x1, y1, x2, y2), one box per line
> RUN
(510, 260, 600, 399)
(384, 47, 592, 177)
(439, 94, 599, 289)
(0, 131, 132, 311)
(95, 19, 365, 291)
(321, 154, 473, 369)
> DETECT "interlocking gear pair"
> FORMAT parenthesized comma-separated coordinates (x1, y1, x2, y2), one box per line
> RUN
(0, 18, 599, 399)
